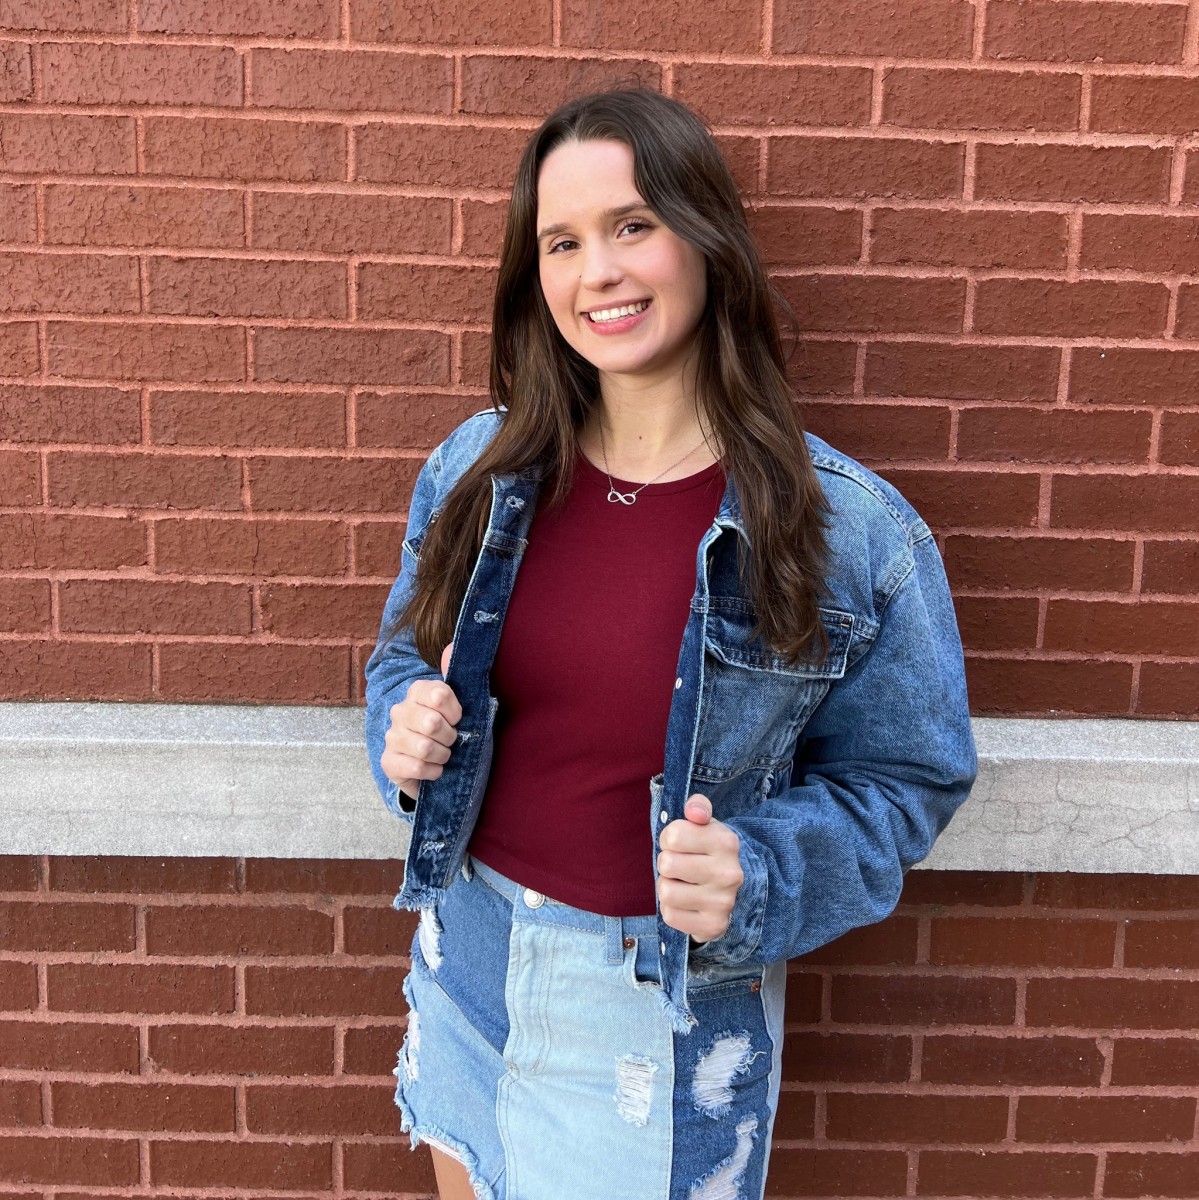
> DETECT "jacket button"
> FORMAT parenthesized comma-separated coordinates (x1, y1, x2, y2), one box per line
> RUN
(659, 811, 668, 825)
(523, 888, 545, 909)
(674, 677, 683, 689)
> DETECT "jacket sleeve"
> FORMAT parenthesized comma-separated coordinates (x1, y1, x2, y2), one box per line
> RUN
(691, 529, 978, 966)
(363, 445, 446, 822)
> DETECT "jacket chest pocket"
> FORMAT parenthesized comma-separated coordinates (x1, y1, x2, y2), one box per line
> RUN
(693, 603, 853, 782)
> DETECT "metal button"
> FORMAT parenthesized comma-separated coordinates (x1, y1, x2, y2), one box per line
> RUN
(623, 936, 635, 950)
(523, 888, 545, 909)
(674, 677, 683, 689)
(659, 811, 668, 825)
(660, 941, 667, 955)
(749, 980, 762, 993)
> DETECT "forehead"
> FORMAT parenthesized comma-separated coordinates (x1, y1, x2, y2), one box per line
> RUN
(536, 138, 644, 223)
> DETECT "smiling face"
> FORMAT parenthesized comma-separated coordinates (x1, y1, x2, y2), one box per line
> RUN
(535, 138, 708, 393)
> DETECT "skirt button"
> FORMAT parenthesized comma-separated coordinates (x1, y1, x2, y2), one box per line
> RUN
(523, 888, 545, 908)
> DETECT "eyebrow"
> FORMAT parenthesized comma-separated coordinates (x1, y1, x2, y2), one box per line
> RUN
(536, 203, 651, 241)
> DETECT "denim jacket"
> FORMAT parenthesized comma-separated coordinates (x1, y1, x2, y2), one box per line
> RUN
(365, 410, 977, 1033)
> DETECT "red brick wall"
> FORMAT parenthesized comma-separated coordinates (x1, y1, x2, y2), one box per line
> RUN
(2, 858, 1197, 1197)
(1, 3, 1196, 716)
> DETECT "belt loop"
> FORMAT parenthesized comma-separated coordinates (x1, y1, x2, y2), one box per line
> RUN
(605, 917, 624, 964)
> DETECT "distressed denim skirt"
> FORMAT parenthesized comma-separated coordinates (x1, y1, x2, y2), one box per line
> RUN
(395, 855, 787, 1200)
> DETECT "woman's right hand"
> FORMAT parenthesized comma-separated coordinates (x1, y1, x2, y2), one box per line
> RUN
(381, 644, 461, 802)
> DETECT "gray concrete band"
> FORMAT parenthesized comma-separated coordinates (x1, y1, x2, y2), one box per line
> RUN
(2, 703, 1197, 872)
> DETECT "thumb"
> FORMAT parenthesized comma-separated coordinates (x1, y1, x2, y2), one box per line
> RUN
(684, 794, 712, 824)
(439, 642, 453, 679)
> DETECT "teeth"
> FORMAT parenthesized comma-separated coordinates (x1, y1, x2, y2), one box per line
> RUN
(588, 301, 649, 323)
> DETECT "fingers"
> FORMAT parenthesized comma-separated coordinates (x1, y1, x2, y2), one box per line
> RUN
(658, 879, 735, 942)
(439, 641, 453, 679)
(684, 794, 712, 824)
(657, 844, 743, 889)
(380, 665, 462, 792)
(658, 814, 739, 856)
(404, 677, 463, 727)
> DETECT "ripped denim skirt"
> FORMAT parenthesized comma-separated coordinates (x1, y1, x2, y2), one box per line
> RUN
(395, 855, 787, 1200)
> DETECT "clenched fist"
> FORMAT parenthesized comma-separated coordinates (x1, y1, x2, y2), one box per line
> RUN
(380, 644, 462, 802)
(656, 794, 743, 943)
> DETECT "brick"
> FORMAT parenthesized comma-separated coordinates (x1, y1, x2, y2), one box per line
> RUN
(1019, 1095, 1195, 1144)
(1106, 1153, 1199, 1199)
(967, 657, 1134, 715)
(351, 0, 551, 45)
(353, 519, 403, 575)
(246, 1082, 395, 1135)
(49, 857, 235, 894)
(460, 199, 508, 257)
(0, 252, 140, 316)
(944, 535, 1134, 592)
(343, 1024, 404, 1076)
(149, 1023, 334, 1076)
(777, 275, 964, 334)
(158, 642, 351, 703)
(356, 122, 526, 188)
(343, 1139, 435, 1191)
(45, 184, 243, 250)
(0, 857, 38, 890)
(773, 0, 972, 56)
(148, 256, 346, 320)
(985, 1, 1186, 65)
(252, 47, 451, 113)
(47, 450, 241, 510)
(923, 1035, 1104, 1087)
(866, 341, 1059, 402)
(875, 468, 1041, 529)
(827, 1092, 1008, 1143)
(763, 1148, 908, 1196)
(1143, 540, 1199, 595)
(957, 406, 1153, 465)
(0, 385, 141, 444)
(246, 863, 400, 899)
(0, 114, 135, 175)
(976, 279, 1168, 339)
(771, 1089, 816, 1140)
(253, 327, 448, 387)
(782, 1032, 911, 1082)
(0, 322, 38, 375)
(2, 0, 125, 32)
(139, 0, 338, 38)
(48, 964, 235, 1015)
(343, 905, 416, 956)
(1071, 347, 1199, 406)
(802, 400, 951, 462)
(1032, 874, 1199, 911)
(42, 42, 240, 108)
(247, 454, 421, 513)
(0, 901, 135, 953)
(149, 1140, 332, 1189)
(674, 62, 870, 127)
(1051, 475, 1199, 534)
(0, 1021, 139, 1074)
(748, 205, 861, 267)
(1138, 663, 1199, 717)
(899, 871, 1025, 907)
(59, 580, 252, 636)
(146, 904, 332, 957)
(1080, 213, 1199, 273)
(0, 41, 32, 101)
(46, 321, 244, 384)
(919, 1150, 1096, 1197)
(1170, 290, 1199, 346)
(358, 262, 496, 324)
(458, 330, 491, 387)
(1125, 919, 1199, 968)
(0, 641, 153, 702)
(155, 517, 346, 577)
(144, 116, 344, 182)
(0, 1081, 40, 1126)
(246, 965, 407, 1017)
(976, 143, 1171, 204)
(0, 451, 39, 504)
(461, 54, 663, 118)
(871, 206, 1066, 269)
(954, 596, 1039, 652)
(0, 963, 37, 1012)
(781, 340, 853, 398)
(53, 1082, 235, 1133)
(561, 0, 759, 52)
(795, 915, 919, 967)
(0, 184, 36, 242)
(150, 389, 346, 449)
(831, 974, 1016, 1026)
(0, 580, 51, 634)
(0, 1137, 138, 1186)
(0, 513, 142, 573)
(1092, 74, 1199, 135)
(931, 917, 1116, 968)
(1111, 1037, 1199, 1086)
(1028, 977, 1199, 1030)
(767, 136, 964, 199)
(784, 971, 823, 1024)
(253, 191, 451, 255)
(1045, 599, 1199, 657)
(356, 393, 488, 452)
(886, 67, 1079, 132)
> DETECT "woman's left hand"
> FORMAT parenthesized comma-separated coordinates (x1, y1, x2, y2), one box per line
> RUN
(656, 794, 743, 943)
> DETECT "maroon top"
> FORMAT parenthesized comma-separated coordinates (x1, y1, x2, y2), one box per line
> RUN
(467, 452, 726, 916)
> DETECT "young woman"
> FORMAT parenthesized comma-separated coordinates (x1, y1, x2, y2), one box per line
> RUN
(365, 87, 976, 1200)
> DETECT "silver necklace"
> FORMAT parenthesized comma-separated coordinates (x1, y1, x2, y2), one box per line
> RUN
(597, 421, 710, 505)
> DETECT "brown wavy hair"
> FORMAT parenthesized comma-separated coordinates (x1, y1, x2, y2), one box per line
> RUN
(397, 87, 829, 667)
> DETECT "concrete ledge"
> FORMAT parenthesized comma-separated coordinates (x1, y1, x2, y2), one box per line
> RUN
(1, 704, 1197, 871)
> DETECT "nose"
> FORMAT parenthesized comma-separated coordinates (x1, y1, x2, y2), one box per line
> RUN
(578, 238, 623, 291)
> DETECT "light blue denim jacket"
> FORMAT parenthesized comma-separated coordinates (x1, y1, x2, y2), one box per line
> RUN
(365, 410, 976, 1032)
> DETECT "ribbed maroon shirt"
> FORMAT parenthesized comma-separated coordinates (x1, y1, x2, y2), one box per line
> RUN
(467, 452, 726, 916)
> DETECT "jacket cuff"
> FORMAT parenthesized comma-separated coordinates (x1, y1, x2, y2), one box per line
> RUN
(688, 832, 768, 966)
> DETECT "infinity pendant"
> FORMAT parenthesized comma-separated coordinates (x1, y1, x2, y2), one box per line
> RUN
(607, 487, 638, 505)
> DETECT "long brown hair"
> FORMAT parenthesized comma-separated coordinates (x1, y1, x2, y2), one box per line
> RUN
(398, 87, 829, 667)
